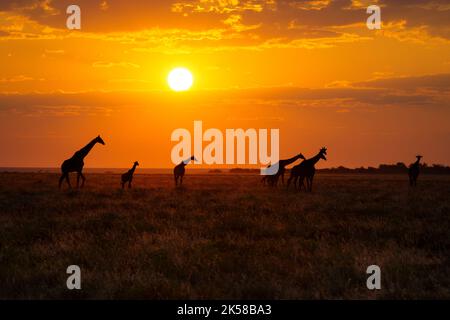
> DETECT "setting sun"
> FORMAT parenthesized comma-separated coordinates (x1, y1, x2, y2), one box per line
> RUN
(168, 68, 194, 92)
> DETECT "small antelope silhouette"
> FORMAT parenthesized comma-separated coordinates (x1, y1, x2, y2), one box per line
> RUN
(174, 156, 197, 187)
(287, 147, 327, 192)
(59, 135, 105, 189)
(408, 155, 422, 187)
(121, 161, 139, 189)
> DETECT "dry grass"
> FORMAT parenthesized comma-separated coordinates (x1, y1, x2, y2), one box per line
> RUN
(0, 172, 449, 299)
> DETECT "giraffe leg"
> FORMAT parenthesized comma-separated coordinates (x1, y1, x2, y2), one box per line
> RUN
(128, 178, 132, 188)
(297, 177, 303, 191)
(76, 173, 81, 188)
(286, 176, 291, 189)
(174, 175, 178, 187)
(121, 181, 125, 189)
(180, 175, 183, 186)
(65, 173, 72, 189)
(59, 173, 66, 189)
(79, 172, 86, 188)
(281, 173, 285, 186)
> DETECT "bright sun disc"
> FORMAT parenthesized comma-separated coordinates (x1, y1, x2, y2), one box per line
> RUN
(168, 68, 193, 92)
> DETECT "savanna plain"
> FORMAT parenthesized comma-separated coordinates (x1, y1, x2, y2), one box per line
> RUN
(0, 172, 448, 299)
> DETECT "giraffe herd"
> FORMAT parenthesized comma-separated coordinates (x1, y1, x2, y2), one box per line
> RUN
(58, 136, 424, 190)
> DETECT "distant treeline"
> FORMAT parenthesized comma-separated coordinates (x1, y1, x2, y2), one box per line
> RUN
(226, 163, 450, 175)
(319, 163, 450, 174)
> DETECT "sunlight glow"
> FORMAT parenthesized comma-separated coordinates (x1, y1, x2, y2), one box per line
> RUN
(168, 68, 194, 92)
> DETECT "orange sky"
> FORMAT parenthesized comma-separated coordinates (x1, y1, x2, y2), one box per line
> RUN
(0, 0, 449, 168)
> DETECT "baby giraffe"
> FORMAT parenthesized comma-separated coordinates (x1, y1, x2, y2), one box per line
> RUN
(121, 161, 139, 189)
(174, 156, 197, 187)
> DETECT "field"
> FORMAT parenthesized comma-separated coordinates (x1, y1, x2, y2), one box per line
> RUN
(0, 172, 449, 299)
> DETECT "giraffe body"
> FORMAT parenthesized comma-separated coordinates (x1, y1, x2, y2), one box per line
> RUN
(265, 153, 305, 187)
(287, 148, 327, 192)
(408, 155, 422, 187)
(59, 135, 105, 189)
(174, 156, 196, 187)
(121, 161, 139, 189)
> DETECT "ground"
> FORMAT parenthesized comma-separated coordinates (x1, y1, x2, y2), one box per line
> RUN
(0, 172, 449, 299)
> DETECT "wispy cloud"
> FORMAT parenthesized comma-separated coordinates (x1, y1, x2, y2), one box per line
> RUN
(92, 61, 140, 68)
(0, 75, 34, 83)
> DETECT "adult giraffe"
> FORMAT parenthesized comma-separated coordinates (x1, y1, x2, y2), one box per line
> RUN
(59, 135, 105, 189)
(173, 156, 197, 187)
(265, 153, 305, 187)
(408, 155, 423, 187)
(287, 147, 327, 192)
(121, 161, 139, 189)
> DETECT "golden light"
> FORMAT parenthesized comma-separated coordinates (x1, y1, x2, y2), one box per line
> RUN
(167, 67, 194, 92)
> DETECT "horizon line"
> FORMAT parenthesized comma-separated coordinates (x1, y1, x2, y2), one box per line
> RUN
(1, 162, 449, 171)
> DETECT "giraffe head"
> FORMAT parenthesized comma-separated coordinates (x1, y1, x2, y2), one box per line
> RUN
(183, 156, 197, 165)
(416, 155, 423, 161)
(298, 153, 306, 160)
(134, 161, 139, 166)
(320, 147, 327, 160)
(96, 135, 106, 145)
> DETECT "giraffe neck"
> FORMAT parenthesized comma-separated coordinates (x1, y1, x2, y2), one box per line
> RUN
(280, 154, 302, 167)
(414, 158, 421, 166)
(306, 153, 323, 166)
(75, 139, 97, 159)
(130, 164, 138, 173)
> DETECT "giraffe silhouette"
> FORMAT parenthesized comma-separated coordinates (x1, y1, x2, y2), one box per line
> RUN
(408, 155, 423, 187)
(261, 164, 271, 186)
(58, 135, 105, 189)
(174, 156, 197, 187)
(287, 147, 327, 192)
(265, 153, 305, 187)
(121, 161, 139, 189)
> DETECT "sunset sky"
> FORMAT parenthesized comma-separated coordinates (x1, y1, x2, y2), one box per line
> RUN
(0, 0, 449, 168)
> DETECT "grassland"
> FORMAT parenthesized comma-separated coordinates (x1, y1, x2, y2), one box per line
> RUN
(0, 172, 449, 299)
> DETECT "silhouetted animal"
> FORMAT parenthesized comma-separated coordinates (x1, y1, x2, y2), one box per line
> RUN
(266, 153, 305, 187)
(59, 135, 105, 189)
(408, 155, 422, 187)
(261, 164, 271, 185)
(121, 161, 139, 189)
(287, 147, 327, 192)
(174, 156, 197, 187)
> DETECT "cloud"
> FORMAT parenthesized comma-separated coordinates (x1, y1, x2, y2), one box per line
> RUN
(0, 0, 448, 50)
(171, 0, 273, 14)
(355, 73, 450, 92)
(0, 73, 448, 113)
(0, 104, 114, 117)
(92, 61, 141, 68)
(44, 49, 64, 54)
(0, 75, 34, 83)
